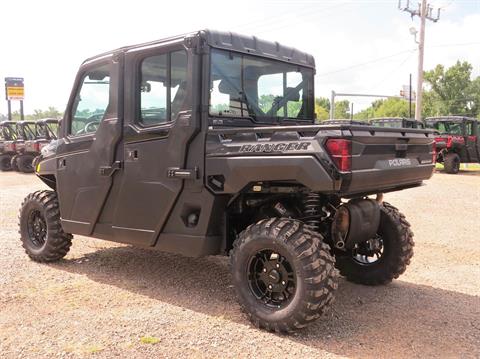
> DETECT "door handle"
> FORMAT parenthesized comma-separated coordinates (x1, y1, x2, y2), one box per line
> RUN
(126, 149, 139, 161)
(58, 158, 66, 169)
(99, 161, 122, 176)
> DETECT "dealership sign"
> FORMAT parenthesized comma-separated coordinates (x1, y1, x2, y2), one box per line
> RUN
(5, 77, 24, 100)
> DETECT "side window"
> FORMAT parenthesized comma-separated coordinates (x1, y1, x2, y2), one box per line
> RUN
(139, 50, 188, 126)
(71, 64, 111, 136)
(466, 122, 473, 135)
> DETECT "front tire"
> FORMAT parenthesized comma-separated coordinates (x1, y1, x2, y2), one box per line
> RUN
(17, 154, 35, 173)
(0, 154, 13, 171)
(444, 152, 460, 174)
(335, 202, 414, 285)
(19, 190, 72, 262)
(11, 154, 20, 171)
(230, 218, 338, 332)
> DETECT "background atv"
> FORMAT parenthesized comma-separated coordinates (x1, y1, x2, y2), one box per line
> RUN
(370, 117, 426, 129)
(19, 118, 60, 173)
(19, 30, 435, 333)
(0, 121, 19, 171)
(426, 116, 480, 174)
(11, 121, 38, 173)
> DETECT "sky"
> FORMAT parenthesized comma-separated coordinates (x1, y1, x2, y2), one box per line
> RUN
(0, 0, 479, 115)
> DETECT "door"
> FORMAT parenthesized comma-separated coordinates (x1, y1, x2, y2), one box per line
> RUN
(465, 120, 479, 162)
(56, 54, 123, 235)
(112, 46, 198, 246)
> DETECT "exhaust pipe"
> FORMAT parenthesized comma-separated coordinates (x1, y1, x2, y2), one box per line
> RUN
(331, 199, 381, 250)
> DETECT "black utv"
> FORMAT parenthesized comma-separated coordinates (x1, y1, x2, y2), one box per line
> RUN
(370, 117, 425, 129)
(426, 116, 480, 174)
(0, 121, 19, 171)
(19, 30, 435, 332)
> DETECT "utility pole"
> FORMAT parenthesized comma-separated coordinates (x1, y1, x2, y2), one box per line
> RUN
(399, 0, 440, 121)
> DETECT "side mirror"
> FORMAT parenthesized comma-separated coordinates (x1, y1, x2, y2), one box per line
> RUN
(141, 82, 152, 93)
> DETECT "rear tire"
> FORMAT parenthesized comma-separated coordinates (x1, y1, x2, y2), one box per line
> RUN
(230, 218, 338, 332)
(11, 154, 19, 171)
(444, 152, 460, 174)
(19, 190, 72, 262)
(0, 154, 13, 171)
(334, 202, 414, 285)
(17, 154, 35, 173)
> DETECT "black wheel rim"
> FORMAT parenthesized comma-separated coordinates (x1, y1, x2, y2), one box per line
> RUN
(247, 249, 296, 308)
(27, 209, 47, 248)
(352, 235, 384, 266)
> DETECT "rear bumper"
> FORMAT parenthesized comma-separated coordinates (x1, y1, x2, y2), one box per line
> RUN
(341, 164, 435, 195)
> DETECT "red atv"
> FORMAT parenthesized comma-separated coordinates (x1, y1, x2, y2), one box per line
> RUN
(426, 116, 480, 174)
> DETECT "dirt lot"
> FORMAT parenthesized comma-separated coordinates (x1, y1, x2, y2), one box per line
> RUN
(0, 171, 479, 358)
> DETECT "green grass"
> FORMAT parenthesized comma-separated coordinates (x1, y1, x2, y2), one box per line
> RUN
(139, 336, 161, 345)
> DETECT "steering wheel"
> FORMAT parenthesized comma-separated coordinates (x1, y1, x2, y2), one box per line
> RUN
(84, 121, 100, 134)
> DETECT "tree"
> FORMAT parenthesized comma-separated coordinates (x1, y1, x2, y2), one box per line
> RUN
(354, 98, 413, 120)
(333, 100, 350, 119)
(423, 61, 479, 117)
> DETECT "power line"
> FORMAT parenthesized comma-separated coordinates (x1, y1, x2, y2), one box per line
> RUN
(371, 50, 417, 90)
(317, 48, 416, 77)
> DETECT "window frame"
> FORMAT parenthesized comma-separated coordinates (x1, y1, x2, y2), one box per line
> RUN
(136, 48, 188, 128)
(67, 60, 113, 138)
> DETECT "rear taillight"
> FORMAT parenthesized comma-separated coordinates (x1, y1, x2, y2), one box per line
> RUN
(325, 139, 351, 172)
(33, 142, 40, 152)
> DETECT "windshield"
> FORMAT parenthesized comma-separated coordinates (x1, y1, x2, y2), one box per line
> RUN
(426, 121, 463, 135)
(209, 49, 314, 123)
(20, 123, 37, 140)
(37, 122, 59, 139)
(1, 124, 17, 140)
(372, 120, 402, 128)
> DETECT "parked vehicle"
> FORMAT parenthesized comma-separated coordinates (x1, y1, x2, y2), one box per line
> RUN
(322, 119, 367, 125)
(370, 117, 425, 129)
(11, 121, 39, 172)
(0, 121, 19, 171)
(21, 118, 60, 173)
(426, 116, 480, 174)
(19, 30, 435, 332)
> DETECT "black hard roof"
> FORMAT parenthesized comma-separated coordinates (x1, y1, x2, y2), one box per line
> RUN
(0, 121, 16, 126)
(83, 29, 315, 69)
(371, 117, 407, 121)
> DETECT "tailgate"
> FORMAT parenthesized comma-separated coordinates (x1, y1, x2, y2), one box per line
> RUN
(339, 126, 435, 194)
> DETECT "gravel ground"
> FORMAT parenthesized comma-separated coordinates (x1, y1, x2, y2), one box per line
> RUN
(0, 170, 479, 358)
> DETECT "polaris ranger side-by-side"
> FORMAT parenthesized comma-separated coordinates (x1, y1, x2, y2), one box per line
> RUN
(17, 118, 60, 173)
(19, 30, 435, 332)
(11, 121, 40, 173)
(426, 116, 480, 174)
(370, 117, 426, 129)
(0, 121, 19, 171)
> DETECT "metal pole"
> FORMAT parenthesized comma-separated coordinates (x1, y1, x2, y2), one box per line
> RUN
(415, 0, 427, 121)
(350, 102, 353, 120)
(7, 100, 12, 121)
(330, 90, 335, 119)
(409, 73, 412, 118)
(20, 100, 24, 121)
